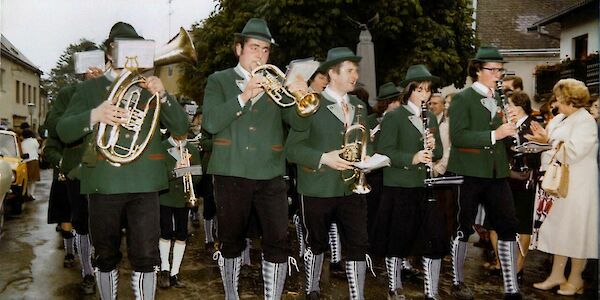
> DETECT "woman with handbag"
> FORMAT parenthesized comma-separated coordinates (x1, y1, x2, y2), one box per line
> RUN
(526, 79, 598, 296)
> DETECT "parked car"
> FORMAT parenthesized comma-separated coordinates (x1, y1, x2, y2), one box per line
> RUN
(0, 160, 12, 238)
(0, 130, 28, 214)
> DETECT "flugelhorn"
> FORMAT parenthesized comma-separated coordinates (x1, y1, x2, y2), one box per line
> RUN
(339, 104, 371, 194)
(97, 27, 197, 166)
(177, 141, 198, 208)
(250, 62, 320, 117)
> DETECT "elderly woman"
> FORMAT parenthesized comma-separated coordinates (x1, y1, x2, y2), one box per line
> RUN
(527, 79, 598, 296)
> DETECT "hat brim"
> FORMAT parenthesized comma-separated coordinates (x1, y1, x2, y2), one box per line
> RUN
(234, 33, 278, 46)
(470, 58, 508, 63)
(377, 91, 402, 101)
(399, 75, 440, 88)
(319, 56, 362, 72)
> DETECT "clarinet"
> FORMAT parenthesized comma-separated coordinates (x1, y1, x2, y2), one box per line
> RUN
(421, 99, 436, 202)
(496, 80, 520, 146)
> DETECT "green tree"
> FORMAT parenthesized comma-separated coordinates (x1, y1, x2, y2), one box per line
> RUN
(179, 0, 477, 103)
(42, 39, 100, 104)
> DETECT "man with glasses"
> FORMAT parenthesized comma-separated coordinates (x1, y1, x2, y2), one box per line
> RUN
(447, 46, 522, 300)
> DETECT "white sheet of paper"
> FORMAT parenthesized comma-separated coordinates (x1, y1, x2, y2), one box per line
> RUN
(352, 153, 391, 172)
(74, 50, 105, 74)
(112, 39, 155, 69)
(284, 58, 320, 85)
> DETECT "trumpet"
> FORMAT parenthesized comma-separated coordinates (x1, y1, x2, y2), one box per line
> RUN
(177, 141, 198, 208)
(339, 104, 371, 194)
(250, 62, 320, 117)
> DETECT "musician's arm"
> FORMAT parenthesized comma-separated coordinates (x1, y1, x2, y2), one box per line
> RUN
(448, 95, 494, 148)
(202, 74, 251, 134)
(285, 126, 322, 170)
(377, 114, 414, 167)
(56, 90, 95, 144)
(159, 93, 189, 136)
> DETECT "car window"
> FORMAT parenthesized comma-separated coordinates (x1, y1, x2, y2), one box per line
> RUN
(0, 133, 17, 157)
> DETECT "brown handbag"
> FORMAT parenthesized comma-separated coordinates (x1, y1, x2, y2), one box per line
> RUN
(541, 142, 569, 198)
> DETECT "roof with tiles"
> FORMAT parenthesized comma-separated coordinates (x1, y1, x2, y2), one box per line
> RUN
(1, 34, 42, 75)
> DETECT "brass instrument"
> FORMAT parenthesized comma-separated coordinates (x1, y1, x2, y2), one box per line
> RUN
(177, 141, 198, 208)
(97, 27, 198, 166)
(339, 104, 371, 194)
(250, 63, 320, 117)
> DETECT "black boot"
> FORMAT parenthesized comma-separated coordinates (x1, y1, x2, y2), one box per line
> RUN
(158, 270, 170, 289)
(170, 274, 185, 288)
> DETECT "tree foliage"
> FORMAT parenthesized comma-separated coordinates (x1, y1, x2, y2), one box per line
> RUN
(42, 39, 99, 104)
(179, 0, 478, 103)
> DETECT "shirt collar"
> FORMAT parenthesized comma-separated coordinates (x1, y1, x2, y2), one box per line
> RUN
(406, 101, 420, 116)
(234, 63, 251, 81)
(105, 68, 119, 82)
(472, 81, 494, 97)
(324, 86, 349, 105)
(168, 136, 186, 147)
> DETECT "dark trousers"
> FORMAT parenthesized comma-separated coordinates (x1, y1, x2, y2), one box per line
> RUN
(213, 175, 289, 263)
(66, 178, 89, 235)
(89, 192, 160, 272)
(365, 170, 383, 246)
(301, 194, 369, 261)
(456, 176, 518, 241)
(198, 175, 216, 220)
(160, 205, 189, 241)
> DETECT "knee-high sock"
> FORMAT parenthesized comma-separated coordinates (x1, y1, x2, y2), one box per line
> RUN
(62, 230, 75, 255)
(304, 249, 324, 293)
(498, 240, 520, 294)
(385, 257, 402, 292)
(28, 182, 36, 196)
(262, 260, 288, 300)
(328, 223, 341, 264)
(220, 256, 242, 300)
(451, 236, 468, 285)
(131, 271, 156, 300)
(76, 233, 94, 276)
(293, 214, 305, 258)
(159, 238, 171, 272)
(241, 238, 252, 266)
(346, 260, 366, 300)
(96, 269, 118, 300)
(171, 241, 186, 276)
(204, 219, 214, 243)
(423, 257, 441, 299)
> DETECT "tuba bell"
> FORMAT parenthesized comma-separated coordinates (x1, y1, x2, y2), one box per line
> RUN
(339, 104, 371, 194)
(97, 27, 197, 166)
(250, 63, 320, 117)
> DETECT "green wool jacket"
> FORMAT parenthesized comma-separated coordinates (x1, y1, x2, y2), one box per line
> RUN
(42, 134, 65, 181)
(202, 67, 308, 180)
(377, 105, 442, 188)
(158, 139, 202, 208)
(285, 92, 372, 197)
(56, 73, 189, 194)
(45, 84, 86, 178)
(366, 113, 382, 145)
(447, 87, 510, 178)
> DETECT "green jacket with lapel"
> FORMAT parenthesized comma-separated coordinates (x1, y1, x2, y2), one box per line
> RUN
(158, 139, 202, 208)
(366, 113, 382, 145)
(202, 67, 308, 180)
(56, 73, 190, 194)
(447, 86, 510, 178)
(285, 92, 371, 197)
(377, 105, 442, 188)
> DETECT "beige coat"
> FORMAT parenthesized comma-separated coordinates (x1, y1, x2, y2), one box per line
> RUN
(537, 108, 599, 259)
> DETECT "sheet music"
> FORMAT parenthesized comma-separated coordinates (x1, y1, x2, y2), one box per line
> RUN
(284, 57, 320, 85)
(112, 39, 155, 69)
(352, 153, 391, 172)
(74, 50, 105, 74)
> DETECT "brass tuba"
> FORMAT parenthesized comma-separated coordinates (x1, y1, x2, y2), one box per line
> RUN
(97, 27, 198, 166)
(339, 104, 371, 194)
(250, 63, 320, 117)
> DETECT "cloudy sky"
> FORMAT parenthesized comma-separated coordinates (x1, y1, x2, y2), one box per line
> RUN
(1, 0, 216, 76)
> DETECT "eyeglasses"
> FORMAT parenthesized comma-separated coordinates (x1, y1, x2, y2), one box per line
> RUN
(482, 67, 506, 74)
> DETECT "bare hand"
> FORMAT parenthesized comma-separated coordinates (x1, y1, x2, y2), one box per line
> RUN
(140, 76, 165, 97)
(241, 75, 267, 104)
(523, 121, 549, 143)
(85, 66, 104, 80)
(286, 74, 309, 95)
(412, 149, 432, 165)
(320, 149, 354, 171)
(91, 100, 128, 126)
(507, 107, 519, 124)
(495, 123, 517, 140)
(425, 132, 435, 150)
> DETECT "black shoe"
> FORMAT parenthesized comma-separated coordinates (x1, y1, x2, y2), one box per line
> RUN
(387, 288, 406, 300)
(451, 282, 474, 300)
(205, 242, 215, 252)
(306, 291, 320, 300)
(158, 270, 170, 289)
(80, 275, 96, 295)
(504, 292, 522, 300)
(401, 267, 421, 281)
(63, 254, 75, 268)
(170, 274, 185, 288)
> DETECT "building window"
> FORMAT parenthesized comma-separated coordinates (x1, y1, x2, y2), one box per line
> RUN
(22, 82, 26, 105)
(0, 68, 5, 91)
(168, 66, 174, 77)
(574, 34, 588, 60)
(16, 80, 20, 103)
(28, 85, 32, 105)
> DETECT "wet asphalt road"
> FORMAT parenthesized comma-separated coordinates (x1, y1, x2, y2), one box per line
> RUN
(0, 169, 597, 299)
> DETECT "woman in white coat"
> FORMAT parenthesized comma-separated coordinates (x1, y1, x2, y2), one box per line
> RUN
(527, 79, 598, 296)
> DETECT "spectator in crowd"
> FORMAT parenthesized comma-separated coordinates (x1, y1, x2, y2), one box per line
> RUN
(21, 129, 40, 200)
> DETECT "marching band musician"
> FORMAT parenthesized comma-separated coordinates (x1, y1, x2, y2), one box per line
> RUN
(56, 22, 189, 300)
(157, 133, 201, 289)
(285, 47, 372, 300)
(372, 65, 445, 300)
(447, 46, 521, 300)
(201, 18, 308, 300)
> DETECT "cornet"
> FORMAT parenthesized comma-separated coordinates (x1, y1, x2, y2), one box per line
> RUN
(177, 141, 198, 208)
(339, 104, 371, 194)
(250, 62, 320, 117)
